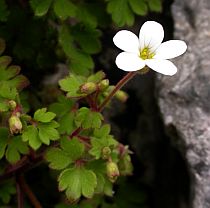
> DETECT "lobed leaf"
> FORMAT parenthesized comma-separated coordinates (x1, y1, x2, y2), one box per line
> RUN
(59, 74, 86, 98)
(38, 123, 60, 145)
(75, 107, 103, 129)
(45, 147, 72, 170)
(6, 136, 29, 164)
(58, 167, 97, 201)
(22, 125, 41, 150)
(59, 26, 94, 76)
(72, 25, 102, 54)
(147, 0, 162, 12)
(128, 0, 148, 15)
(30, 0, 53, 16)
(60, 137, 85, 161)
(49, 95, 75, 117)
(53, 0, 77, 20)
(0, 82, 17, 100)
(34, 108, 56, 123)
(87, 71, 105, 83)
(107, 0, 134, 27)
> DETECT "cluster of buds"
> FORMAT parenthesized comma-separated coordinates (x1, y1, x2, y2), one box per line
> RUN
(79, 79, 109, 96)
(8, 100, 23, 135)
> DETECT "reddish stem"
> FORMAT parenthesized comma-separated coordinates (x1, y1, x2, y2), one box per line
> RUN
(18, 174, 42, 208)
(16, 175, 24, 208)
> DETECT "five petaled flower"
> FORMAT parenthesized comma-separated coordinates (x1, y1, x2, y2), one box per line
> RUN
(113, 21, 187, 76)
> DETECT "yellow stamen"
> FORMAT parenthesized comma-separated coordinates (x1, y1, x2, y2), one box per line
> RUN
(140, 47, 154, 60)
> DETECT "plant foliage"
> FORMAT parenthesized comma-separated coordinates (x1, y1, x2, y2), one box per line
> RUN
(0, 0, 162, 206)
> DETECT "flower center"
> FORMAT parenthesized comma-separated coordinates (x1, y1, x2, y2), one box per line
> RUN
(140, 47, 155, 60)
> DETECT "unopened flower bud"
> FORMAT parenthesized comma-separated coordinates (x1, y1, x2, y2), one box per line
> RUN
(9, 115, 22, 134)
(106, 161, 120, 182)
(80, 82, 97, 94)
(8, 100, 17, 110)
(102, 146, 111, 159)
(98, 79, 109, 91)
(115, 90, 128, 102)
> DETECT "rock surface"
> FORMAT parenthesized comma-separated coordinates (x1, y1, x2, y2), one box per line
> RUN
(157, 0, 210, 207)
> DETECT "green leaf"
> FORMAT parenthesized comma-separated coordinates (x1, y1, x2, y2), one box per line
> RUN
(0, 65, 20, 81)
(22, 125, 41, 150)
(58, 112, 75, 134)
(49, 95, 75, 117)
(59, 26, 94, 76)
(0, 56, 12, 71)
(0, 82, 17, 99)
(53, 0, 77, 20)
(87, 71, 105, 83)
(76, 4, 98, 28)
(0, 101, 9, 112)
(38, 122, 60, 145)
(89, 125, 118, 159)
(72, 25, 101, 54)
(34, 108, 56, 123)
(107, 0, 134, 27)
(128, 0, 148, 15)
(0, 56, 29, 91)
(0, 0, 9, 22)
(147, 0, 162, 12)
(75, 107, 103, 129)
(94, 124, 111, 138)
(0, 181, 16, 204)
(30, 0, 53, 16)
(59, 74, 86, 98)
(60, 137, 85, 161)
(95, 173, 105, 193)
(70, 52, 94, 76)
(45, 147, 72, 170)
(0, 127, 8, 159)
(58, 167, 97, 200)
(6, 136, 29, 164)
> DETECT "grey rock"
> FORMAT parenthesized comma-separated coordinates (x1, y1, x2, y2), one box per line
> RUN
(157, 0, 210, 207)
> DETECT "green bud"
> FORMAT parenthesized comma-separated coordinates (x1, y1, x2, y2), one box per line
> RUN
(98, 79, 109, 91)
(102, 146, 111, 159)
(80, 82, 97, 94)
(106, 161, 120, 182)
(8, 100, 17, 110)
(9, 115, 23, 134)
(115, 90, 128, 102)
(118, 155, 133, 176)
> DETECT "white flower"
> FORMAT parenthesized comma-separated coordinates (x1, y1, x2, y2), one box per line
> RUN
(113, 21, 187, 76)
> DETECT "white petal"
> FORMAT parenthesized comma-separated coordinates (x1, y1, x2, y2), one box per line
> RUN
(115, 52, 145, 72)
(139, 21, 164, 52)
(113, 30, 139, 54)
(154, 40, 187, 59)
(146, 59, 177, 76)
